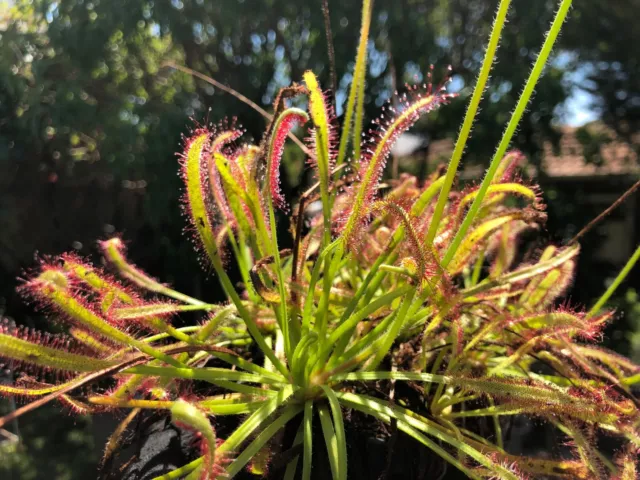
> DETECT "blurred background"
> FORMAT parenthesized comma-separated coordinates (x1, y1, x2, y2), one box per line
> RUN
(0, 0, 639, 477)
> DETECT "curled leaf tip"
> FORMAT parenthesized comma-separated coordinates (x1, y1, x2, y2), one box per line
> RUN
(267, 108, 309, 211)
(171, 398, 223, 480)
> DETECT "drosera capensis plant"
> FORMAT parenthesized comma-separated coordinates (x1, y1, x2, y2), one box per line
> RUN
(2, 0, 640, 478)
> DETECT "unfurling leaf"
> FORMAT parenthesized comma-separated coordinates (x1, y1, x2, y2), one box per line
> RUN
(341, 90, 453, 245)
(171, 399, 223, 480)
(266, 108, 309, 211)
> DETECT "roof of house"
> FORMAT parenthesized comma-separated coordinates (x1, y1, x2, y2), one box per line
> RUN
(542, 124, 639, 177)
(406, 122, 640, 179)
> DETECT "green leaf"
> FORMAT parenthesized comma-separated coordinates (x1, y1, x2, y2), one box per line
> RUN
(0, 332, 117, 373)
(336, 392, 520, 480)
(171, 399, 217, 477)
(181, 131, 288, 376)
(218, 385, 296, 456)
(367, 286, 416, 371)
(225, 404, 302, 477)
(321, 387, 347, 480)
(302, 401, 314, 480)
(318, 403, 340, 480)
(462, 244, 580, 298)
(122, 365, 281, 386)
(303, 70, 334, 247)
(111, 303, 214, 320)
(283, 422, 305, 480)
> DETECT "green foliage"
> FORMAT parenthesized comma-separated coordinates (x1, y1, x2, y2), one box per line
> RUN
(0, 0, 573, 284)
(561, 0, 640, 142)
(1, 1, 640, 479)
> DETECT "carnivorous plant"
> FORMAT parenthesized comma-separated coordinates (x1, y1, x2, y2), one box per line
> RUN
(2, 0, 640, 478)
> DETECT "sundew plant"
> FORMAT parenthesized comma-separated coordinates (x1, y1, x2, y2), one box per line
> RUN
(2, 0, 640, 479)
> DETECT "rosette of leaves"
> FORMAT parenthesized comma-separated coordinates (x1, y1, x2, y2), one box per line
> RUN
(2, 0, 640, 479)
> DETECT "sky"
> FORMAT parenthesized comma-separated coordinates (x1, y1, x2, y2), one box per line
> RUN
(2, 1, 601, 128)
(554, 52, 600, 127)
(565, 89, 599, 127)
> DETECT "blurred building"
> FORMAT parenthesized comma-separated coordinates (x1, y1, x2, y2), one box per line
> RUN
(392, 123, 640, 264)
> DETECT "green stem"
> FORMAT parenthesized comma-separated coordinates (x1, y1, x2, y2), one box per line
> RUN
(336, 0, 372, 170)
(589, 244, 640, 316)
(142, 326, 199, 343)
(367, 287, 416, 370)
(105, 241, 206, 306)
(442, 0, 574, 267)
(193, 306, 235, 343)
(333, 371, 446, 384)
(221, 268, 289, 377)
(264, 109, 309, 358)
(123, 366, 283, 390)
(316, 241, 345, 353)
(332, 310, 398, 372)
(425, 0, 512, 246)
(352, 40, 369, 167)
(470, 249, 485, 286)
(152, 458, 203, 480)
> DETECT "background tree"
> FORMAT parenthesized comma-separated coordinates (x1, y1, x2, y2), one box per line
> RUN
(0, 0, 572, 306)
(561, 0, 640, 143)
